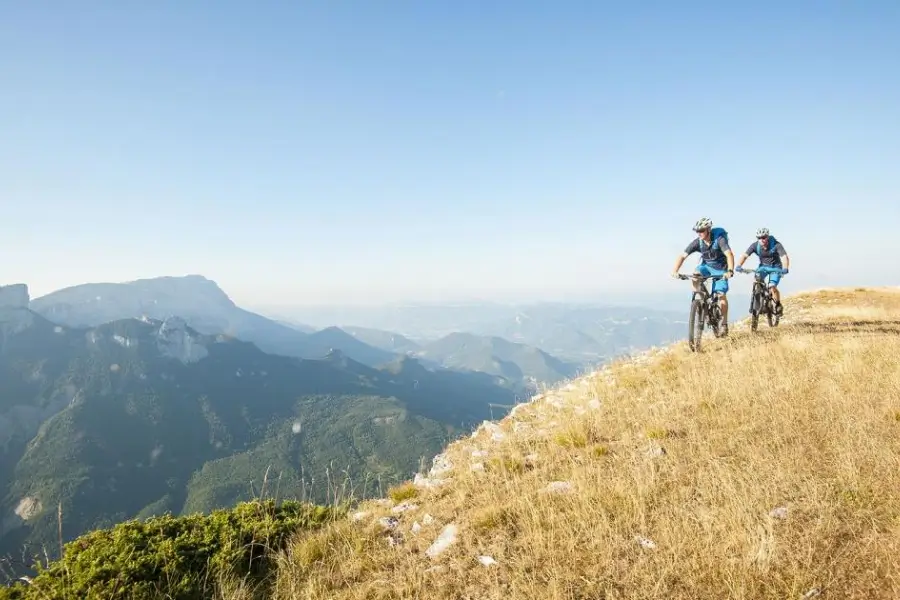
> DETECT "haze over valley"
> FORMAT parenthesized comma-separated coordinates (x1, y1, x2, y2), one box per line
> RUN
(0, 274, 684, 570)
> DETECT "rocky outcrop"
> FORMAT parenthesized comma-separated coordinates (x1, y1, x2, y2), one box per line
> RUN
(157, 316, 209, 364)
(0, 284, 34, 332)
(0, 284, 29, 309)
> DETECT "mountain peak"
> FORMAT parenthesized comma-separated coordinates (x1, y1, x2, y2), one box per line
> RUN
(0, 284, 30, 309)
(129, 275, 235, 309)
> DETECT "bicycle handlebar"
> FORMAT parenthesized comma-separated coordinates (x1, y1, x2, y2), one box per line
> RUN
(675, 273, 724, 281)
(736, 267, 788, 275)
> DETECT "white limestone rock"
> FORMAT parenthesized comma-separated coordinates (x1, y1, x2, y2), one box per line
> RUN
(0, 284, 29, 309)
(157, 316, 208, 364)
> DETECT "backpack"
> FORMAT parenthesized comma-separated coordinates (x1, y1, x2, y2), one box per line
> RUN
(756, 235, 777, 256)
(698, 227, 728, 253)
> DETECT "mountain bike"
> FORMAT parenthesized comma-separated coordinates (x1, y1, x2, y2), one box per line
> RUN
(676, 272, 727, 352)
(737, 266, 786, 331)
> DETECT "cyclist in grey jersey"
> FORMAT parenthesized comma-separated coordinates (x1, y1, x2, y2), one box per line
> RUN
(736, 227, 791, 316)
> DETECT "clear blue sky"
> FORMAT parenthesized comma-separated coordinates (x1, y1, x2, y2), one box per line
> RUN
(2, 1, 898, 307)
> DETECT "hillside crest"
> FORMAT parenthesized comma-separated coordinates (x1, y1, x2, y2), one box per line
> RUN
(6, 286, 900, 600)
(268, 286, 900, 600)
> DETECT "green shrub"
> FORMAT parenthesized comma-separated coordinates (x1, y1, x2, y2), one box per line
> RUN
(0, 499, 341, 600)
(387, 482, 419, 503)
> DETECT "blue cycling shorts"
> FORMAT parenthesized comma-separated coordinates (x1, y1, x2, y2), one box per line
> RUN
(695, 264, 729, 295)
(756, 266, 783, 287)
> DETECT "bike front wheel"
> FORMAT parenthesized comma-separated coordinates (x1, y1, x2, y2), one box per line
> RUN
(688, 297, 705, 352)
(750, 291, 761, 332)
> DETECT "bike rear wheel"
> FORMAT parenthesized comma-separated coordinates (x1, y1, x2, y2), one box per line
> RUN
(709, 299, 723, 338)
(688, 297, 705, 352)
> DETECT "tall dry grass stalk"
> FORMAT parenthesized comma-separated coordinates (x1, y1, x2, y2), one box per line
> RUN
(266, 287, 900, 600)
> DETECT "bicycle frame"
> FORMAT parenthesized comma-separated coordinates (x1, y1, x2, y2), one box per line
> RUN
(737, 267, 786, 330)
(676, 272, 727, 351)
(678, 273, 724, 302)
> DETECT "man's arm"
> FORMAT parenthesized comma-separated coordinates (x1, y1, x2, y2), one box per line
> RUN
(775, 242, 790, 270)
(672, 252, 689, 276)
(672, 240, 699, 276)
(717, 237, 735, 275)
(737, 243, 756, 268)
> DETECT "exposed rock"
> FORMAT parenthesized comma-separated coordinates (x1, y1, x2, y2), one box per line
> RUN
(0, 496, 43, 537)
(769, 506, 788, 519)
(14, 497, 41, 520)
(157, 316, 209, 364)
(544, 481, 573, 494)
(0, 284, 34, 332)
(414, 473, 447, 489)
(635, 535, 657, 549)
(391, 501, 418, 514)
(113, 334, 137, 348)
(428, 453, 453, 477)
(0, 284, 29, 309)
(425, 524, 458, 558)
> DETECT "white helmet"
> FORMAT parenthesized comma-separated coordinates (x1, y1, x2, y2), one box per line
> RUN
(693, 217, 713, 232)
(756, 227, 770, 237)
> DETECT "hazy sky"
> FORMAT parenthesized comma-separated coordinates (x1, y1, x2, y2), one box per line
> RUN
(2, 2, 898, 307)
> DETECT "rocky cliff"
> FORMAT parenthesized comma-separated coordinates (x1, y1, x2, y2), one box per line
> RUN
(0, 284, 29, 309)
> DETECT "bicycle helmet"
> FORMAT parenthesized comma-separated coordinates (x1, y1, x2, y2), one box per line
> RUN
(693, 217, 713, 232)
(756, 227, 770, 238)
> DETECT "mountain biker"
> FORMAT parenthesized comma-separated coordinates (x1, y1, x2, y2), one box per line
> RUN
(735, 227, 790, 316)
(671, 217, 735, 336)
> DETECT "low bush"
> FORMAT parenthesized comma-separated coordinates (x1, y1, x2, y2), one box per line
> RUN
(0, 499, 341, 600)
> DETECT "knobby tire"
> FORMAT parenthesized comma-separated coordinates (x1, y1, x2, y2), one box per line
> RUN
(689, 297, 705, 352)
(750, 287, 761, 332)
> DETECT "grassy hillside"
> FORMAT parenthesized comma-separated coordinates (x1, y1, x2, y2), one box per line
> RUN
(264, 287, 900, 599)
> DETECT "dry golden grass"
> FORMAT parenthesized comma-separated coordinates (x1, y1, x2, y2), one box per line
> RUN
(267, 287, 900, 600)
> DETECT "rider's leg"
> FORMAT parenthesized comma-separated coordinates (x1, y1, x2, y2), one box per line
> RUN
(711, 271, 730, 333)
(720, 293, 729, 329)
(766, 269, 783, 314)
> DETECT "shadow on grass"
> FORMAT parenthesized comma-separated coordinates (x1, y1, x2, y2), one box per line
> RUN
(680, 318, 900, 357)
(790, 320, 900, 336)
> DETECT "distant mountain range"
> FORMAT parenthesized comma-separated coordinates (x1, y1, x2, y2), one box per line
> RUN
(0, 291, 516, 564)
(28, 275, 400, 367)
(29, 276, 589, 388)
(263, 301, 688, 365)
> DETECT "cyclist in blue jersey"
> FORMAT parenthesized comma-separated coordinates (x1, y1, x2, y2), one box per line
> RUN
(671, 217, 735, 335)
(735, 227, 791, 316)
